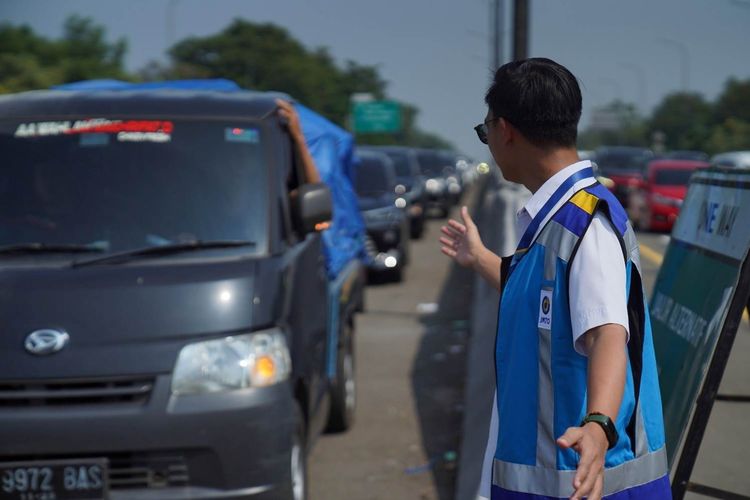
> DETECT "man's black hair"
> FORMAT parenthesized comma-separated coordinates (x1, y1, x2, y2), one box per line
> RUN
(485, 57, 581, 148)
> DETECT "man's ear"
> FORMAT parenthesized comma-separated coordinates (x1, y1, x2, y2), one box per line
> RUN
(498, 117, 515, 145)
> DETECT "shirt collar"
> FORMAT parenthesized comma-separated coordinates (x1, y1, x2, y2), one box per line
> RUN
(517, 160, 592, 221)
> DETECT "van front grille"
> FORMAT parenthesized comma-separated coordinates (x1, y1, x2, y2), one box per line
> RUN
(109, 454, 189, 489)
(0, 376, 154, 407)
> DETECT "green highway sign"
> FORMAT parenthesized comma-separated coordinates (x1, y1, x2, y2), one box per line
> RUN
(352, 101, 402, 134)
(650, 167, 750, 474)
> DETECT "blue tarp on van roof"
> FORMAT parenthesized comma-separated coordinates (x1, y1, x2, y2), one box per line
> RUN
(53, 79, 366, 278)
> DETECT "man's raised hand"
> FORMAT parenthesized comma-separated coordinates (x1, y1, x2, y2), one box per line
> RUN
(439, 206, 484, 269)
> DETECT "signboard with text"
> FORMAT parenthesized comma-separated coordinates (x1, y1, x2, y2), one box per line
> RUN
(650, 168, 750, 497)
(352, 100, 402, 134)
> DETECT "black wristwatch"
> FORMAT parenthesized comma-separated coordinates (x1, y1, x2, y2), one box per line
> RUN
(581, 412, 618, 450)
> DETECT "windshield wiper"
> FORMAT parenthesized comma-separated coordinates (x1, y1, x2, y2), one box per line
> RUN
(71, 240, 256, 268)
(0, 243, 106, 256)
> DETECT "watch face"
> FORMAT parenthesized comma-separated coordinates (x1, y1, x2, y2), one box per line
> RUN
(583, 413, 618, 449)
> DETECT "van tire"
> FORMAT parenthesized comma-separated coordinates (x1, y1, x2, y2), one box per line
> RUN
(280, 403, 307, 500)
(326, 320, 356, 433)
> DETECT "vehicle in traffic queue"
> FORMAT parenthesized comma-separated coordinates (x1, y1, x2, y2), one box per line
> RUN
(710, 150, 750, 169)
(354, 149, 410, 282)
(437, 149, 466, 205)
(454, 154, 478, 186)
(627, 159, 709, 231)
(359, 146, 427, 239)
(660, 150, 709, 161)
(436, 149, 473, 194)
(0, 82, 367, 500)
(414, 148, 461, 217)
(593, 145, 655, 209)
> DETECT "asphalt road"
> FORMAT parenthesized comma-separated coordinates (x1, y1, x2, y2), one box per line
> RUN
(308, 202, 475, 500)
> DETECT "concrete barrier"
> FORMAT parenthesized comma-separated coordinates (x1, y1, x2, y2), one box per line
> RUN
(454, 172, 529, 500)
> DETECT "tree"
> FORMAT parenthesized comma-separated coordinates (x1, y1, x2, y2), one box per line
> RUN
(714, 77, 750, 124)
(705, 118, 750, 154)
(59, 15, 128, 83)
(0, 23, 62, 93)
(578, 100, 647, 150)
(648, 92, 714, 151)
(0, 16, 128, 93)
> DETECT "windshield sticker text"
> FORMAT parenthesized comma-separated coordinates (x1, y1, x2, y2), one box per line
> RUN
(14, 119, 174, 138)
(117, 131, 171, 143)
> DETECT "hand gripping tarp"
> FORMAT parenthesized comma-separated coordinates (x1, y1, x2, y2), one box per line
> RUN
(53, 79, 366, 278)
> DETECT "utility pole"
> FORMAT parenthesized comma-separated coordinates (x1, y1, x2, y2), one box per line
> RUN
(491, 0, 503, 70)
(513, 0, 530, 61)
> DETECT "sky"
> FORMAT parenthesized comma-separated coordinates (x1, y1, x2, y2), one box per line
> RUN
(3, 0, 750, 161)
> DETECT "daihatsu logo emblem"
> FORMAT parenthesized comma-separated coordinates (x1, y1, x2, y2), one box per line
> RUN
(24, 330, 70, 356)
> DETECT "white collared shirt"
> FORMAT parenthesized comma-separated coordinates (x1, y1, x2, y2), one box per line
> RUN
(477, 160, 629, 500)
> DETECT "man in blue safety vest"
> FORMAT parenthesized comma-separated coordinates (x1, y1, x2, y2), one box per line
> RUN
(440, 58, 672, 500)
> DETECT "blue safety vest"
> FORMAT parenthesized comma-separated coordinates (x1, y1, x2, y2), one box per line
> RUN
(492, 168, 672, 499)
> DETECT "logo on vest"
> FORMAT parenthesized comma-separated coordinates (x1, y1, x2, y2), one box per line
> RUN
(538, 290, 552, 330)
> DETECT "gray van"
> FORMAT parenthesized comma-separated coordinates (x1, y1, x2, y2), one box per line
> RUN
(0, 88, 364, 500)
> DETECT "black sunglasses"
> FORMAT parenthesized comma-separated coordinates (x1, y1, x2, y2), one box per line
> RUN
(473, 117, 500, 144)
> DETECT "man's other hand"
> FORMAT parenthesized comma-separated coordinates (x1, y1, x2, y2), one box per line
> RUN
(556, 424, 608, 500)
(440, 206, 485, 268)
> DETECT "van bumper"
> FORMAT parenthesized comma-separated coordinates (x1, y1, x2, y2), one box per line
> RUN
(0, 375, 297, 499)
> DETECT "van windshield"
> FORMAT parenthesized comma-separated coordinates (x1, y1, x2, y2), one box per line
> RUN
(0, 118, 268, 257)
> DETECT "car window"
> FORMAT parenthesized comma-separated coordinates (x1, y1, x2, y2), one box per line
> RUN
(654, 168, 696, 186)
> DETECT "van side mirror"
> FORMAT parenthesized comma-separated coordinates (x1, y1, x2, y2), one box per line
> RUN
(292, 183, 333, 235)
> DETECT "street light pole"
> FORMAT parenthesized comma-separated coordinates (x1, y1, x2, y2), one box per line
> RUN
(657, 38, 690, 91)
(618, 62, 648, 110)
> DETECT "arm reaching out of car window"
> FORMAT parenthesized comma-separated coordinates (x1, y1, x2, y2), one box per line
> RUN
(276, 99, 321, 185)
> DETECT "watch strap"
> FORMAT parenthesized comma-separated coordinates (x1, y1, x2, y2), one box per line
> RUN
(581, 412, 618, 450)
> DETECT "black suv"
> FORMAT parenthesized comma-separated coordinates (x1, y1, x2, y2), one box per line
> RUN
(359, 146, 427, 238)
(354, 150, 410, 282)
(0, 88, 364, 500)
(414, 148, 462, 217)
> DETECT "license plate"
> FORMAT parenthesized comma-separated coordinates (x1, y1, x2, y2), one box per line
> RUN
(0, 459, 108, 500)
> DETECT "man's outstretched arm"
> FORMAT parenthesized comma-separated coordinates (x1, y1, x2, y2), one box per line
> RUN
(440, 206, 503, 292)
(557, 324, 627, 500)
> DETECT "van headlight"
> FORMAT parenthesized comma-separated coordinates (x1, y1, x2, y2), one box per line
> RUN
(171, 329, 291, 395)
